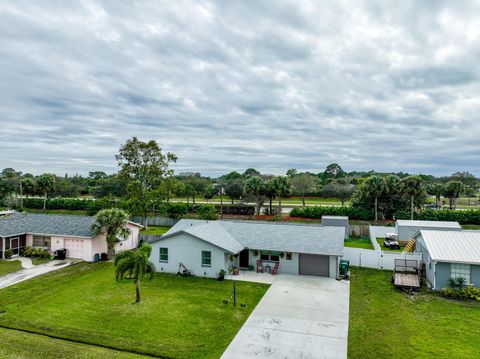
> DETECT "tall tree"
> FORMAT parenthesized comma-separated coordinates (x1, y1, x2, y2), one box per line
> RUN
(114, 243, 155, 303)
(426, 182, 445, 208)
(203, 185, 216, 203)
(37, 174, 56, 210)
(322, 182, 354, 207)
(291, 174, 316, 206)
(273, 176, 292, 211)
(116, 137, 177, 226)
(21, 177, 37, 199)
(362, 175, 386, 221)
(91, 208, 131, 260)
(225, 180, 244, 204)
(243, 168, 260, 178)
(323, 163, 345, 180)
(400, 176, 425, 220)
(444, 181, 465, 209)
(245, 176, 265, 215)
(286, 169, 297, 177)
(264, 176, 278, 215)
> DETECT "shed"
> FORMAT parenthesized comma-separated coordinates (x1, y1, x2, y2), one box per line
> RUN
(321, 216, 349, 239)
(395, 220, 461, 241)
(414, 230, 480, 290)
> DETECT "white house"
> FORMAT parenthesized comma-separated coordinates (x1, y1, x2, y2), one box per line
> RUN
(149, 219, 345, 279)
(0, 213, 142, 261)
(395, 220, 462, 241)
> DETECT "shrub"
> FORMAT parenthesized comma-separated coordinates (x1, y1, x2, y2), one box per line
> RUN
(217, 204, 255, 216)
(395, 209, 480, 224)
(290, 206, 372, 220)
(441, 285, 480, 301)
(4, 249, 13, 259)
(197, 205, 218, 220)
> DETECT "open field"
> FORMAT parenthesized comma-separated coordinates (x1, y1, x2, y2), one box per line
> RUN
(0, 262, 268, 359)
(0, 260, 22, 276)
(348, 267, 480, 358)
(171, 196, 347, 206)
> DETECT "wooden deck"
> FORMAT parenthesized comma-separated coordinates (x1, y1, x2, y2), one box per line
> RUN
(394, 272, 420, 288)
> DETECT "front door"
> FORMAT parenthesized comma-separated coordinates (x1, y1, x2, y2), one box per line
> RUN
(239, 249, 249, 269)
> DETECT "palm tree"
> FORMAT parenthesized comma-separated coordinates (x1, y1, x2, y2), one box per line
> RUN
(37, 173, 56, 210)
(92, 208, 131, 260)
(363, 176, 386, 221)
(114, 244, 155, 303)
(273, 176, 292, 211)
(426, 182, 445, 208)
(245, 176, 265, 215)
(444, 181, 465, 209)
(401, 176, 424, 220)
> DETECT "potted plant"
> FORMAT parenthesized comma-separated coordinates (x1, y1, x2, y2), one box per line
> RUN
(218, 269, 226, 281)
(253, 250, 259, 257)
(4, 249, 13, 259)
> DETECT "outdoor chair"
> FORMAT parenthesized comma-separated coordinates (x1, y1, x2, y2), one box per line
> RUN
(270, 261, 279, 275)
(256, 259, 264, 273)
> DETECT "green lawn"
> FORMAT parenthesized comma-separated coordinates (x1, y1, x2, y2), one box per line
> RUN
(0, 328, 147, 359)
(344, 237, 373, 250)
(140, 225, 171, 236)
(348, 267, 480, 358)
(0, 260, 22, 276)
(0, 262, 268, 359)
(171, 196, 346, 206)
(31, 258, 51, 266)
(462, 224, 480, 230)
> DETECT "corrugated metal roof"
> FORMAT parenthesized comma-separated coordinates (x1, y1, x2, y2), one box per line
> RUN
(416, 230, 480, 264)
(158, 219, 345, 255)
(397, 220, 461, 229)
(0, 213, 96, 238)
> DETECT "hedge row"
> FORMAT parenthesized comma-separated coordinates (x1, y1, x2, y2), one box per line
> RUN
(18, 197, 127, 216)
(396, 209, 480, 224)
(290, 206, 373, 220)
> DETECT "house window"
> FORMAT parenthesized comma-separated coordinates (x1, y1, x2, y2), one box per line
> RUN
(451, 263, 471, 283)
(159, 248, 168, 262)
(32, 236, 51, 248)
(286, 252, 293, 260)
(202, 251, 211, 267)
(260, 251, 281, 262)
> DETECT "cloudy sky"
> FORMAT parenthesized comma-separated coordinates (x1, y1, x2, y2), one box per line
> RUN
(1, 1, 480, 177)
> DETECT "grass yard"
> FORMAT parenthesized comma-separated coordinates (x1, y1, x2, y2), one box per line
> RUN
(344, 237, 373, 250)
(140, 225, 171, 236)
(462, 224, 480, 230)
(0, 262, 268, 359)
(0, 260, 22, 276)
(31, 258, 51, 265)
(348, 267, 480, 358)
(0, 328, 147, 359)
(376, 238, 403, 252)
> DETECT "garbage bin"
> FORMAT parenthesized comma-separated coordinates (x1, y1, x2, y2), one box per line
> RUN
(55, 248, 67, 260)
(94, 253, 100, 262)
(339, 259, 350, 276)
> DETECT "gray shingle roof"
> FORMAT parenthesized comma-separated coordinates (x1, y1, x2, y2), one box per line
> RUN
(159, 219, 345, 255)
(0, 213, 96, 238)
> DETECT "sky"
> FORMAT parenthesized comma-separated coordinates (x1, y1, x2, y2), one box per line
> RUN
(1, 1, 480, 177)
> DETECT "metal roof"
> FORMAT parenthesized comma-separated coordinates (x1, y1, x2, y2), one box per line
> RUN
(321, 216, 349, 220)
(0, 213, 96, 238)
(157, 219, 345, 255)
(397, 220, 461, 229)
(416, 230, 480, 264)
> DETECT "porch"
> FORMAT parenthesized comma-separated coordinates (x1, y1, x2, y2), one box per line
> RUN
(0, 235, 27, 259)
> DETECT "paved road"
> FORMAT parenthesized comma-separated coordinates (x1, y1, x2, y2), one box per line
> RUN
(222, 275, 350, 359)
(0, 260, 77, 289)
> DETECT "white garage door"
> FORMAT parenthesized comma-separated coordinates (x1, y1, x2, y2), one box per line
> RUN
(299, 254, 330, 277)
(64, 239, 84, 259)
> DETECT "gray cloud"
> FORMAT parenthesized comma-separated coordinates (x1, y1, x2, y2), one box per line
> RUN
(0, 0, 480, 177)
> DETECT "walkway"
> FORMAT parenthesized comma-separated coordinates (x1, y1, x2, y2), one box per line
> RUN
(222, 275, 350, 359)
(0, 259, 78, 289)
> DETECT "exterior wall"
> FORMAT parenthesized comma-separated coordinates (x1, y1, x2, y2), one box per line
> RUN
(329, 256, 339, 279)
(416, 241, 435, 288)
(434, 262, 451, 290)
(248, 250, 299, 275)
(472, 265, 480, 288)
(397, 225, 460, 241)
(149, 233, 230, 278)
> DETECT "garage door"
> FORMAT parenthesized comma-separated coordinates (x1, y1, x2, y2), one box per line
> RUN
(64, 239, 84, 259)
(299, 254, 330, 276)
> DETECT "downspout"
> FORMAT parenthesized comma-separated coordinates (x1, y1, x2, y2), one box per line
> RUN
(433, 261, 436, 290)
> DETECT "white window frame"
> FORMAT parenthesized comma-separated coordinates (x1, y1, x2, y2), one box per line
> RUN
(451, 263, 471, 284)
(32, 236, 51, 249)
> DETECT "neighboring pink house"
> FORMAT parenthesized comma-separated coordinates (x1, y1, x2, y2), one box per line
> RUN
(0, 213, 142, 261)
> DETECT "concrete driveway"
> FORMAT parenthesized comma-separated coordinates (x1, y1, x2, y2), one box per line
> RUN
(0, 259, 77, 289)
(221, 275, 350, 359)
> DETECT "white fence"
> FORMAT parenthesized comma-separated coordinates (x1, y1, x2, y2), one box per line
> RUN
(342, 247, 421, 270)
(131, 216, 177, 227)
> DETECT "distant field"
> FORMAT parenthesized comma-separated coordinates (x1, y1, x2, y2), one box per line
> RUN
(171, 196, 346, 206)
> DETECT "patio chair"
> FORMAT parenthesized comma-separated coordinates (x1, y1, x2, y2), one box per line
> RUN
(270, 261, 279, 275)
(256, 259, 264, 273)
